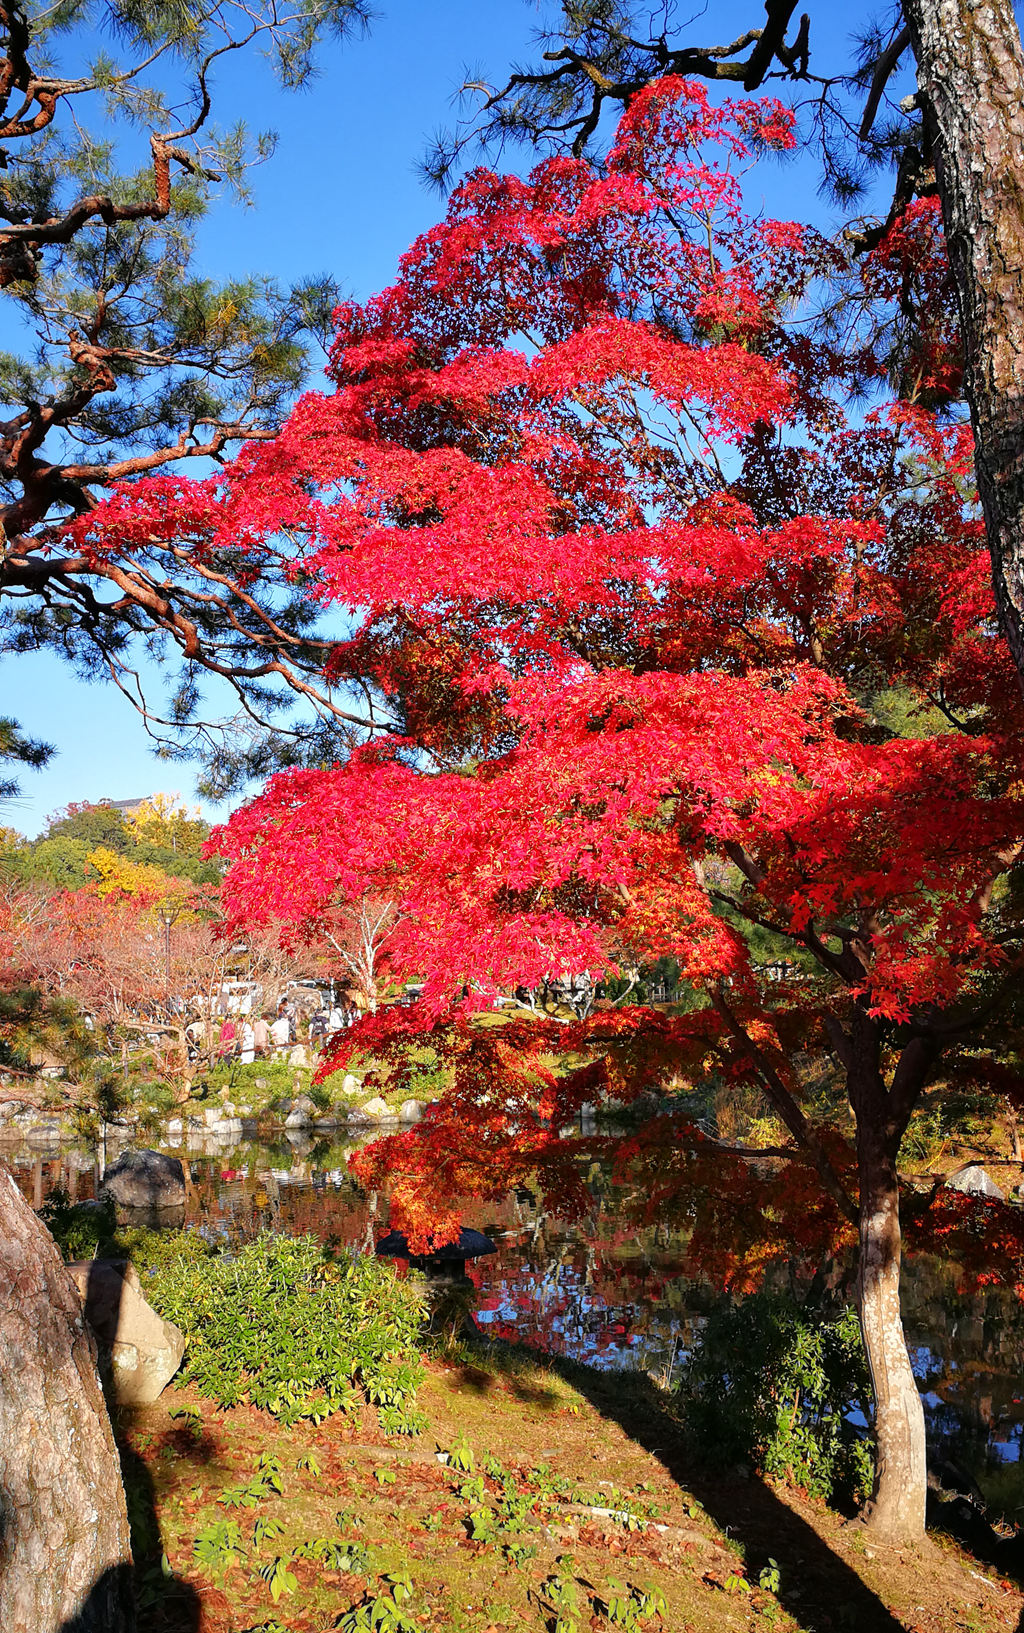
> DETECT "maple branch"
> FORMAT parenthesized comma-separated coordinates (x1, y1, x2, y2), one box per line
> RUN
(709, 988, 856, 1223)
(720, 842, 855, 982)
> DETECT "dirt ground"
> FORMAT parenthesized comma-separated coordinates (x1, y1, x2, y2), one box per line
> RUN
(123, 1349, 1024, 1633)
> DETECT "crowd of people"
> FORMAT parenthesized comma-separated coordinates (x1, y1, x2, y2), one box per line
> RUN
(215, 997, 357, 1062)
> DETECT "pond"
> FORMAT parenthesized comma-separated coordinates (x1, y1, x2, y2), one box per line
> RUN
(9, 1130, 1024, 1523)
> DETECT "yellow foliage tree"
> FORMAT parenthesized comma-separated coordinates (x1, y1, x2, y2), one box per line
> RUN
(124, 793, 208, 857)
(86, 846, 179, 902)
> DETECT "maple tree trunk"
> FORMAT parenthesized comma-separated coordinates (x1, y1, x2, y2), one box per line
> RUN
(0, 1164, 134, 1632)
(902, 0, 1024, 683)
(856, 1125, 927, 1541)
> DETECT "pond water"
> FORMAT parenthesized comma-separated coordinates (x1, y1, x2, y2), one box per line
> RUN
(10, 1131, 1024, 1522)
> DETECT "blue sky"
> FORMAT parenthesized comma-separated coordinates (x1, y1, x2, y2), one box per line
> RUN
(4, 1, 909, 835)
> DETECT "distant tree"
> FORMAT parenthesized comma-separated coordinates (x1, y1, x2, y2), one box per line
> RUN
(44, 800, 131, 852)
(13, 834, 94, 890)
(321, 892, 400, 1013)
(124, 793, 208, 856)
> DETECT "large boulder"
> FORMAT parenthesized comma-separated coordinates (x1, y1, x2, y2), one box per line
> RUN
(101, 1147, 186, 1209)
(399, 1098, 425, 1123)
(66, 1259, 185, 1407)
(947, 1163, 1006, 1202)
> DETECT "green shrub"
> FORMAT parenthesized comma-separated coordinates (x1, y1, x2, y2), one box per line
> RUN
(201, 1058, 312, 1103)
(676, 1292, 873, 1505)
(40, 1187, 119, 1261)
(40, 1190, 212, 1276)
(141, 1232, 426, 1429)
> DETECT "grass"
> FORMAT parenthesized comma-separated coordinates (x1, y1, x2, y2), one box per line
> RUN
(118, 1338, 1023, 1633)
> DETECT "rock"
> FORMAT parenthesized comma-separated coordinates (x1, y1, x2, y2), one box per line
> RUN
(342, 1073, 361, 1096)
(166, 1117, 184, 1136)
(66, 1259, 185, 1407)
(101, 1148, 186, 1209)
(350, 1096, 394, 1124)
(399, 1099, 425, 1123)
(209, 1116, 243, 1136)
(314, 1115, 341, 1131)
(947, 1164, 1005, 1202)
(284, 1093, 316, 1129)
(289, 1045, 310, 1067)
(26, 1122, 63, 1147)
(0, 1099, 22, 1122)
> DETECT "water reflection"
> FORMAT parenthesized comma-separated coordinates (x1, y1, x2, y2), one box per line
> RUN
(9, 1133, 1024, 1520)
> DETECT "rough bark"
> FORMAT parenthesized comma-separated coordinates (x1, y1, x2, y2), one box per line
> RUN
(0, 1163, 134, 1632)
(902, 0, 1024, 683)
(856, 1124, 928, 1541)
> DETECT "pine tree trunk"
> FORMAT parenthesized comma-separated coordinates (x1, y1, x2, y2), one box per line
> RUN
(856, 1127, 927, 1541)
(902, 0, 1024, 682)
(0, 1164, 134, 1632)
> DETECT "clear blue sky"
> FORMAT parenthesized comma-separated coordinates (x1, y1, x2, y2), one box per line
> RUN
(4, 1, 907, 836)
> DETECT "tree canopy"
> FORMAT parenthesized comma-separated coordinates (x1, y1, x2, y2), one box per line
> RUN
(193, 77, 1024, 1541)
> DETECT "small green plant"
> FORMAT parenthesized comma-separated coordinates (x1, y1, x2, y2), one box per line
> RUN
(294, 1536, 370, 1572)
(296, 1451, 322, 1477)
(219, 1454, 285, 1508)
(466, 1507, 498, 1543)
(446, 1434, 475, 1472)
(257, 1554, 298, 1604)
(168, 1405, 202, 1425)
(603, 1579, 667, 1628)
(420, 1509, 446, 1532)
(252, 1516, 285, 1551)
(504, 1540, 539, 1570)
(373, 1466, 397, 1487)
(759, 1557, 781, 1594)
(723, 1572, 750, 1595)
(193, 1519, 245, 1575)
(337, 1573, 418, 1633)
(535, 1569, 583, 1633)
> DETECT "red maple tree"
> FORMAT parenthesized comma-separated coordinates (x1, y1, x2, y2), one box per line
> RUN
(92, 78, 1021, 1541)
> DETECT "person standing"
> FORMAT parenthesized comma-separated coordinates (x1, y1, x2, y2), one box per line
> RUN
(270, 1011, 290, 1056)
(253, 1014, 270, 1056)
(239, 1020, 256, 1064)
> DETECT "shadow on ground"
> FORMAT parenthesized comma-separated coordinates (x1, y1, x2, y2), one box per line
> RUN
(453, 1336, 1009, 1633)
